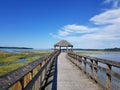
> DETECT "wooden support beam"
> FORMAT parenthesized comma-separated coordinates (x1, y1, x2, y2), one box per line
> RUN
(84, 57, 86, 73)
(106, 64, 111, 90)
(24, 72, 32, 87)
(78, 56, 82, 70)
(13, 81, 22, 90)
(67, 52, 120, 90)
(90, 59, 93, 77)
(94, 61, 98, 83)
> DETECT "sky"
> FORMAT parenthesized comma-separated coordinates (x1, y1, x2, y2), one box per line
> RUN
(0, 0, 120, 49)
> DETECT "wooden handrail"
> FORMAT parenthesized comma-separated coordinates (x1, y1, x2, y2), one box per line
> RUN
(67, 52, 120, 90)
(0, 50, 60, 90)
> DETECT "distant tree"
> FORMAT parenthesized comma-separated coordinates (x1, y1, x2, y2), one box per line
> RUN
(104, 47, 120, 51)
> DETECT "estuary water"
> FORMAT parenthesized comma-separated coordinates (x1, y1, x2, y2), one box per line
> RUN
(1, 49, 120, 62)
(89, 53, 120, 62)
(75, 50, 120, 62)
(0, 48, 33, 54)
(81, 52, 120, 90)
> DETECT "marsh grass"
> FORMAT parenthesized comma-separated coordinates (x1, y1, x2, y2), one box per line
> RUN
(0, 51, 50, 75)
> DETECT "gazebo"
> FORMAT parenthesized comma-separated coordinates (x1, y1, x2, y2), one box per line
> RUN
(54, 40, 73, 52)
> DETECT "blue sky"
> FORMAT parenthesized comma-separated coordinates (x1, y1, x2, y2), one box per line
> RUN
(0, 0, 120, 49)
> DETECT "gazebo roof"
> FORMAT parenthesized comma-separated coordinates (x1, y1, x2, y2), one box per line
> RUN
(54, 40, 73, 47)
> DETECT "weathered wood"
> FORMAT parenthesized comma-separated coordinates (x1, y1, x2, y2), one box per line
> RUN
(67, 52, 120, 90)
(106, 64, 111, 90)
(77, 56, 82, 70)
(94, 61, 98, 83)
(84, 57, 86, 73)
(37, 64, 41, 72)
(34, 75, 41, 90)
(13, 81, 22, 90)
(0, 50, 60, 90)
(24, 50, 60, 90)
(58, 53, 101, 90)
(78, 55, 120, 68)
(24, 72, 32, 87)
(0, 56, 46, 90)
(90, 59, 93, 77)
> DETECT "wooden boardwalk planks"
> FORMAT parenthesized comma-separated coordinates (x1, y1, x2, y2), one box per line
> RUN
(57, 52, 101, 90)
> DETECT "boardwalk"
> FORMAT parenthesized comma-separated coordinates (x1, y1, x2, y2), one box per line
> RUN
(57, 52, 101, 90)
(1, 50, 119, 90)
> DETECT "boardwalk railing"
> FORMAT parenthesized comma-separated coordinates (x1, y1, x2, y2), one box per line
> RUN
(0, 50, 60, 90)
(67, 52, 120, 90)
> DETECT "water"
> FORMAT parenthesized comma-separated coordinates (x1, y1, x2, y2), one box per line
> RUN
(84, 52, 120, 90)
(0, 49, 120, 89)
(0, 48, 52, 54)
(0, 48, 33, 54)
(74, 50, 120, 90)
(89, 53, 120, 62)
(89, 53, 120, 72)
(15, 58, 27, 63)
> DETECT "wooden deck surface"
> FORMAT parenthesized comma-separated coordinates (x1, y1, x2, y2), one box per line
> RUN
(57, 52, 101, 90)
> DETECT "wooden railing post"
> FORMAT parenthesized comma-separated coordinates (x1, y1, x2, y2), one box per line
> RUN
(24, 72, 32, 87)
(0, 51, 60, 90)
(79, 56, 82, 70)
(76, 54, 78, 65)
(13, 81, 22, 90)
(94, 61, 98, 83)
(34, 63, 42, 90)
(33, 75, 41, 90)
(106, 64, 111, 90)
(67, 52, 120, 90)
(84, 57, 86, 73)
(31, 70, 34, 78)
(90, 59, 93, 77)
(76, 55, 80, 66)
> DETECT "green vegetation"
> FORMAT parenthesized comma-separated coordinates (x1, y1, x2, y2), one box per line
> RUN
(0, 50, 50, 75)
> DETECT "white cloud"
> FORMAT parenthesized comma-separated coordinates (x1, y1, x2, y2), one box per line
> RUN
(90, 9, 120, 25)
(50, 8, 120, 48)
(58, 24, 98, 36)
(103, 0, 120, 8)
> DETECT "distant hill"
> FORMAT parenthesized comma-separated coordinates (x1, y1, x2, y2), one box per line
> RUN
(0, 46, 33, 49)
